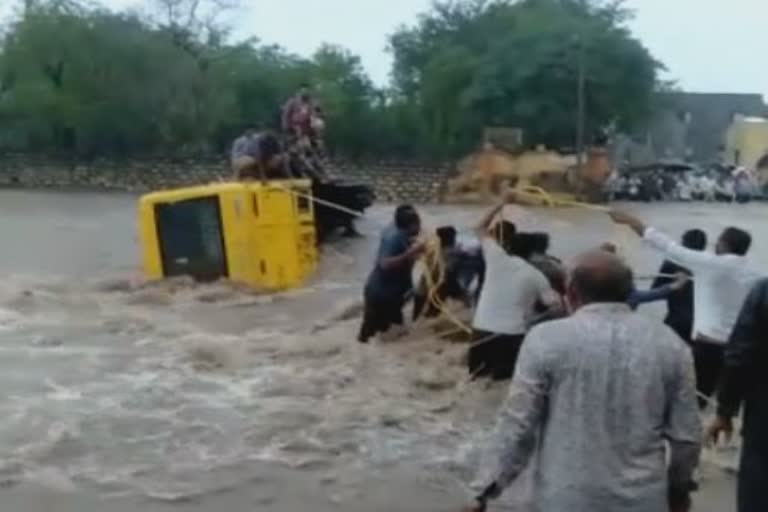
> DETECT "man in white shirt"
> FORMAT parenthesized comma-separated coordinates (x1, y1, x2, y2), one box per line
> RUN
(469, 193, 560, 380)
(609, 209, 762, 405)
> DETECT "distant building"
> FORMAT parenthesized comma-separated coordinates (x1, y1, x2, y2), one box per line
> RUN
(725, 115, 768, 170)
(616, 92, 768, 166)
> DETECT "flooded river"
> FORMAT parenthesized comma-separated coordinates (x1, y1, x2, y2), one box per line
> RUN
(0, 189, 756, 511)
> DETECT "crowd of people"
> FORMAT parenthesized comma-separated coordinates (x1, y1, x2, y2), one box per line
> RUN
(358, 194, 766, 512)
(606, 166, 762, 203)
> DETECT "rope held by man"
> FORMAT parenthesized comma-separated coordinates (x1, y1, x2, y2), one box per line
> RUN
(276, 182, 686, 338)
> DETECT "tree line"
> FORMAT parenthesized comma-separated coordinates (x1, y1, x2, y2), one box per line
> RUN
(0, 0, 661, 160)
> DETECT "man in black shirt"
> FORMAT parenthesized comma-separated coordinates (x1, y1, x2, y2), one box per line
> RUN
(651, 229, 707, 344)
(358, 205, 424, 343)
(707, 278, 768, 512)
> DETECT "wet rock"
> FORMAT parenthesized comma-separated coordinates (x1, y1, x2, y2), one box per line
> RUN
(194, 289, 237, 303)
(411, 368, 455, 391)
(379, 414, 405, 429)
(187, 343, 238, 371)
(291, 458, 333, 471)
(254, 495, 276, 506)
(31, 336, 64, 348)
(122, 289, 173, 306)
(319, 473, 338, 486)
(92, 278, 135, 293)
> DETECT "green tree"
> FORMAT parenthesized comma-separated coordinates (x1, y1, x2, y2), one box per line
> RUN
(306, 45, 379, 157)
(389, 0, 662, 156)
(0, 0, 663, 161)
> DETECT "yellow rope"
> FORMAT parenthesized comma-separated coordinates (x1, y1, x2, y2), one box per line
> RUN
(277, 181, 625, 339)
(422, 235, 473, 334)
(513, 185, 632, 256)
(514, 185, 609, 211)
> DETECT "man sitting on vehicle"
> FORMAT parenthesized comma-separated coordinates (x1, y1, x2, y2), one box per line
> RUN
(231, 131, 288, 181)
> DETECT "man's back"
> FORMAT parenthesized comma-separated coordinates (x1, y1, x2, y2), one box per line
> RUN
(653, 259, 694, 339)
(230, 135, 250, 161)
(365, 224, 413, 299)
(473, 237, 552, 336)
(691, 253, 760, 341)
(514, 304, 700, 511)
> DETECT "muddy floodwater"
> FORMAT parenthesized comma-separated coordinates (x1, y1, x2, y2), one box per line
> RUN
(0, 189, 757, 511)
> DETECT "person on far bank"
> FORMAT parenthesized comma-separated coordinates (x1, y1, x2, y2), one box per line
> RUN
(357, 205, 424, 343)
(464, 250, 701, 512)
(707, 278, 768, 512)
(609, 210, 761, 406)
(469, 191, 560, 380)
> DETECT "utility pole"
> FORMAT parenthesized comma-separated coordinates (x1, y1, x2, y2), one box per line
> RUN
(575, 34, 586, 173)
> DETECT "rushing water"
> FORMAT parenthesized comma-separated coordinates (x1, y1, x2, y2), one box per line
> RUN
(0, 189, 755, 510)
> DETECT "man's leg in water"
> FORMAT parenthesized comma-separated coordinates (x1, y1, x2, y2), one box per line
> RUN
(738, 436, 768, 512)
(358, 293, 405, 342)
(358, 294, 386, 343)
(379, 296, 406, 341)
(412, 278, 428, 321)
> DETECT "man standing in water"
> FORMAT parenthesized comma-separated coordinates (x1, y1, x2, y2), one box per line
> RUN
(609, 210, 761, 404)
(465, 251, 701, 512)
(708, 278, 768, 512)
(357, 205, 424, 343)
(469, 194, 559, 380)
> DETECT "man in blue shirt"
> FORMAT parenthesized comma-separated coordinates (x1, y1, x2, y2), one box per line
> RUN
(599, 242, 690, 311)
(358, 205, 424, 343)
(628, 273, 689, 310)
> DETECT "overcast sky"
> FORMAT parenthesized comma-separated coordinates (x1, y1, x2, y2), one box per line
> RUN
(2, 0, 767, 98)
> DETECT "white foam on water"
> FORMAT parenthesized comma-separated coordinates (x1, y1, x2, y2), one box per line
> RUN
(0, 196, 754, 508)
(0, 266, 548, 505)
(44, 379, 84, 401)
(23, 467, 78, 492)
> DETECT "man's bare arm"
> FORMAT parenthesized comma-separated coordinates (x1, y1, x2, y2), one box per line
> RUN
(477, 190, 518, 235)
(379, 242, 425, 270)
(610, 209, 713, 270)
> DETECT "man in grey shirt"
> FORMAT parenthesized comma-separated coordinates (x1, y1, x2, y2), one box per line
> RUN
(230, 128, 256, 163)
(230, 130, 287, 180)
(466, 250, 701, 512)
